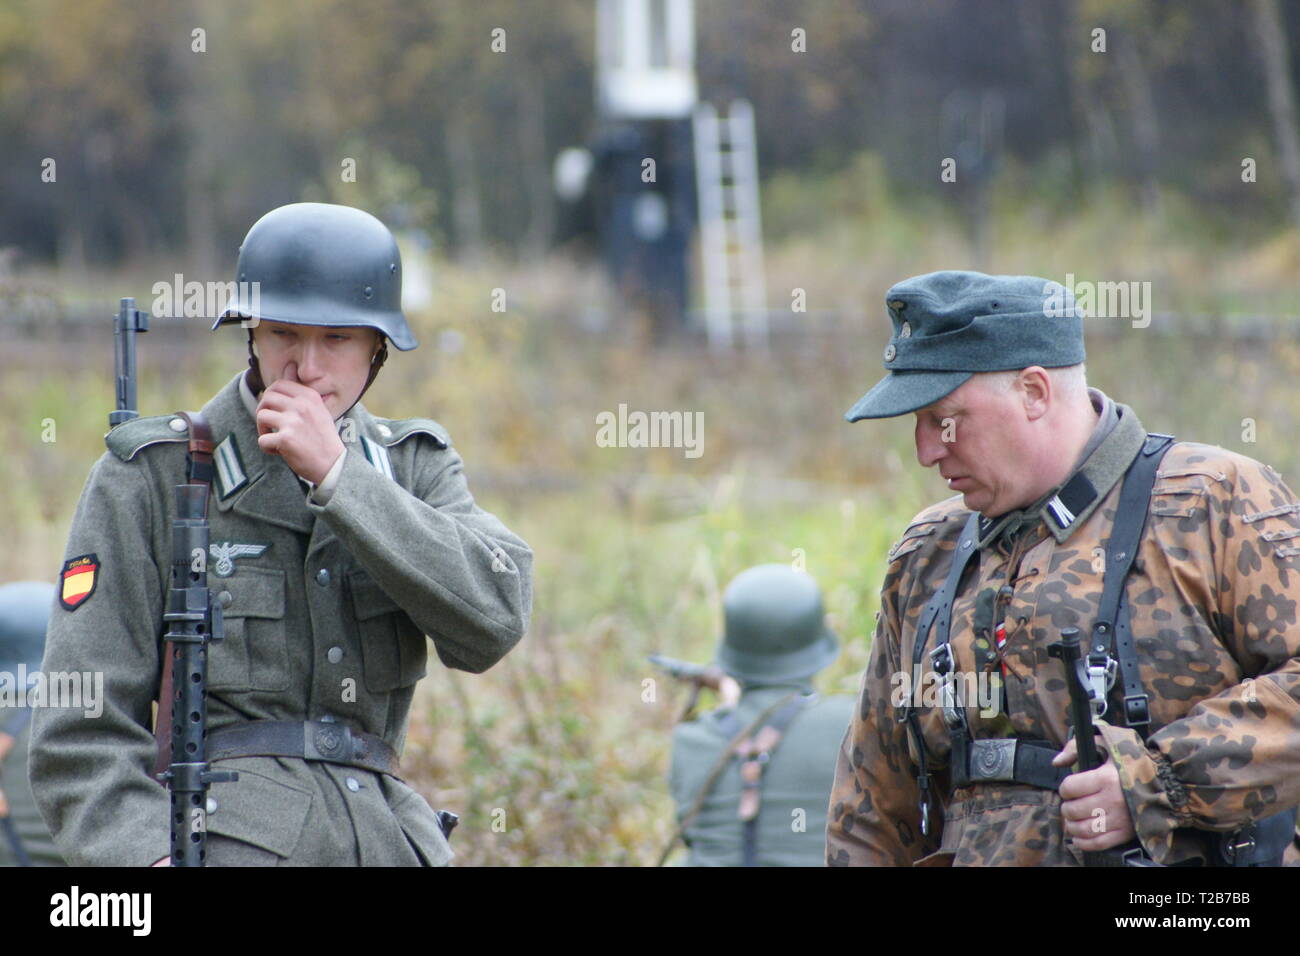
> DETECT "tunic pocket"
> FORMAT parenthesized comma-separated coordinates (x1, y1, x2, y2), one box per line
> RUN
(210, 567, 289, 692)
(347, 570, 428, 692)
(205, 765, 312, 861)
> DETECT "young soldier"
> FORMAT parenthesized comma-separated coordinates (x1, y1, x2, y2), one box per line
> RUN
(31, 202, 533, 866)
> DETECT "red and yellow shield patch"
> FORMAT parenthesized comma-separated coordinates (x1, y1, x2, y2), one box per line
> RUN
(59, 553, 99, 611)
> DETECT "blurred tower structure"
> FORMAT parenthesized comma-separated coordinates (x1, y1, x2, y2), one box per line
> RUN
(557, 0, 766, 346)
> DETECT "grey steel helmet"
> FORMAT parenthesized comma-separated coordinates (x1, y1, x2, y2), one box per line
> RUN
(0, 581, 55, 676)
(213, 202, 417, 351)
(715, 565, 839, 685)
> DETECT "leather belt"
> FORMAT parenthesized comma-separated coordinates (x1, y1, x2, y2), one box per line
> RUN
(208, 720, 403, 779)
(951, 737, 1069, 790)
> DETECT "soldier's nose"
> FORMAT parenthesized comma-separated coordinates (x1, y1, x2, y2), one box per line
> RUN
(914, 424, 947, 469)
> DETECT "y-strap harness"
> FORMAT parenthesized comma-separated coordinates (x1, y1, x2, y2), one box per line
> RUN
(904, 435, 1158, 835)
(902, 432, 1296, 865)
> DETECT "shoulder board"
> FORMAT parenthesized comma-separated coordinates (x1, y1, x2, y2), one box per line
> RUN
(373, 417, 450, 449)
(104, 414, 190, 462)
(887, 498, 968, 561)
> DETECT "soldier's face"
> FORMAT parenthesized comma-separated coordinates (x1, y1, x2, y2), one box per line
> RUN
(252, 321, 381, 418)
(913, 375, 1038, 517)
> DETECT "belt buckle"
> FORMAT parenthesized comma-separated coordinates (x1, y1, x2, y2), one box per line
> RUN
(306, 720, 354, 763)
(968, 738, 1016, 782)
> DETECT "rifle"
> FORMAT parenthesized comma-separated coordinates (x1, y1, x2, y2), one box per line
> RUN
(1048, 626, 1159, 866)
(109, 297, 148, 428)
(648, 654, 740, 719)
(111, 297, 235, 866)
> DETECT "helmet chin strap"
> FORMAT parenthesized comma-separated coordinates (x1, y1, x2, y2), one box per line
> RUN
(246, 330, 388, 421)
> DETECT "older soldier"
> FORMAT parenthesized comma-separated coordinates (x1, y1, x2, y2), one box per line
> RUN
(827, 270, 1300, 867)
(31, 202, 533, 866)
(668, 565, 853, 866)
(0, 582, 64, 867)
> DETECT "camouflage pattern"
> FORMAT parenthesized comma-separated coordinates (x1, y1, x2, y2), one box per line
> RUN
(30, 372, 532, 866)
(828, 399, 1300, 866)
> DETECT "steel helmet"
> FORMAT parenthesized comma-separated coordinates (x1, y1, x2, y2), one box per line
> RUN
(0, 581, 55, 676)
(214, 202, 417, 349)
(714, 565, 839, 685)
(212, 202, 417, 405)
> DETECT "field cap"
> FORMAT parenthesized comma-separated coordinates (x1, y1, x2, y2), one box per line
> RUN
(845, 270, 1083, 421)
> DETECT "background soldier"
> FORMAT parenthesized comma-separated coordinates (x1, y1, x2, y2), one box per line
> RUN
(31, 202, 533, 866)
(828, 270, 1300, 866)
(0, 582, 64, 867)
(666, 564, 853, 866)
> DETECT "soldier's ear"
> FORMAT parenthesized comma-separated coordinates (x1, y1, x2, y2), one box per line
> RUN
(1019, 367, 1051, 421)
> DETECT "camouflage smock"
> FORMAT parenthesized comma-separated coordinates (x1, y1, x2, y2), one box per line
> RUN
(827, 398, 1300, 866)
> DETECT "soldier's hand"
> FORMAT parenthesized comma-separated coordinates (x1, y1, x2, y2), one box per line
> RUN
(1053, 736, 1136, 851)
(256, 362, 346, 484)
(0, 783, 8, 818)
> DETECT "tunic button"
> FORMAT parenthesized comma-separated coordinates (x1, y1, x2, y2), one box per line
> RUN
(883, 343, 897, 362)
(206, 797, 218, 814)
(327, 646, 343, 664)
(219, 591, 233, 609)
(168, 417, 187, 433)
(377, 423, 392, 438)
(346, 777, 360, 793)
(316, 568, 331, 587)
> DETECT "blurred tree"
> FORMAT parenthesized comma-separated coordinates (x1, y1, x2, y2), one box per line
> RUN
(1251, 0, 1300, 228)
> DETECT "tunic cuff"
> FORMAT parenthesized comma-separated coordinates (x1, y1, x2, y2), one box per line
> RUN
(1095, 719, 1193, 865)
(308, 449, 348, 506)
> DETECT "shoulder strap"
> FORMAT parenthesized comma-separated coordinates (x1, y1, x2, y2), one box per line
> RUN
(152, 412, 215, 780)
(1093, 432, 1174, 740)
(655, 690, 802, 867)
(736, 693, 817, 866)
(903, 511, 981, 836)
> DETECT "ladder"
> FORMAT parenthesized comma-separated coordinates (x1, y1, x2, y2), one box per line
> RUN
(693, 99, 767, 349)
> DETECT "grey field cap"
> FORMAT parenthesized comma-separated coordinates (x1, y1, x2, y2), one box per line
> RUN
(845, 270, 1084, 421)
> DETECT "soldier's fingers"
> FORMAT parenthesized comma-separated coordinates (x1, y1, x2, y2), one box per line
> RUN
(1052, 738, 1078, 767)
(255, 408, 285, 437)
(283, 361, 300, 383)
(257, 431, 285, 455)
(0, 784, 8, 817)
(261, 379, 314, 405)
(1058, 770, 1105, 801)
(1059, 795, 1103, 823)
